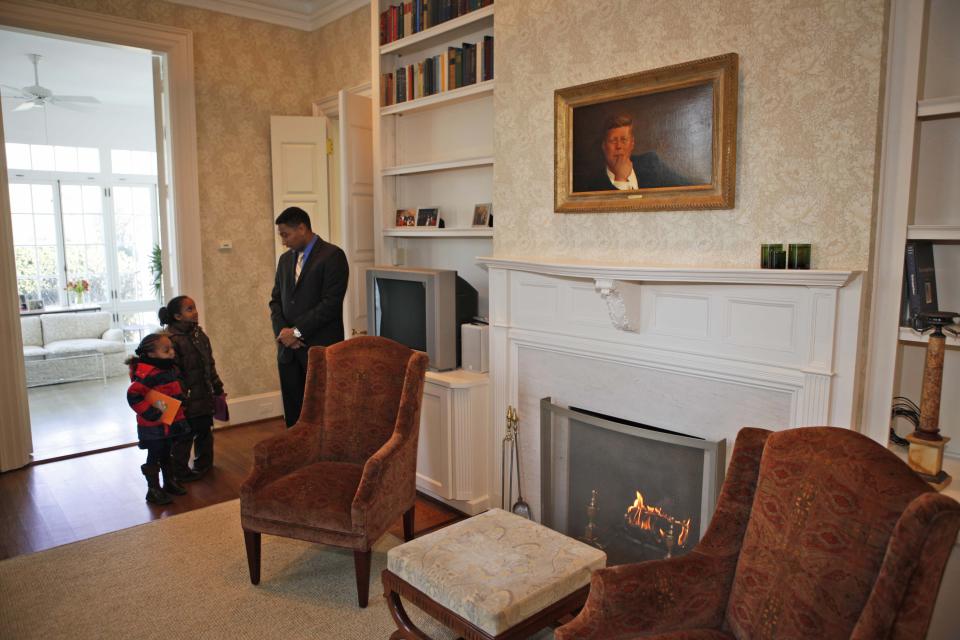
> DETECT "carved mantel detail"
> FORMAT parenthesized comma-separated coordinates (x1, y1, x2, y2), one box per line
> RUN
(594, 278, 635, 332)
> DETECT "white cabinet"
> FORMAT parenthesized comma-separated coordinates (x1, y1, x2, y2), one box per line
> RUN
(416, 369, 489, 514)
(864, 0, 960, 453)
(865, 3, 960, 636)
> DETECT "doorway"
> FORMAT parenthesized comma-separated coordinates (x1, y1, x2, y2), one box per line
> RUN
(2, 29, 166, 460)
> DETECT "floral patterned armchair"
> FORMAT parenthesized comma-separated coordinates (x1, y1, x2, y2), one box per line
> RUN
(556, 427, 960, 640)
(240, 336, 428, 607)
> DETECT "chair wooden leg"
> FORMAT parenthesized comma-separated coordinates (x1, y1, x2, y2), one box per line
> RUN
(403, 505, 415, 541)
(354, 549, 372, 608)
(243, 529, 261, 585)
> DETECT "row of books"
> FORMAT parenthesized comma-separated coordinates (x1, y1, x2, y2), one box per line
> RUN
(379, 0, 493, 46)
(381, 36, 493, 106)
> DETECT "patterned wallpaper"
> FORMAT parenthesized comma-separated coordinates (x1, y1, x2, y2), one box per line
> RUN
(313, 6, 370, 99)
(35, 0, 368, 398)
(493, 0, 886, 271)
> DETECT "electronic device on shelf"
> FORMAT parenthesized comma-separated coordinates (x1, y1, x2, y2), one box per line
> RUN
(366, 266, 478, 371)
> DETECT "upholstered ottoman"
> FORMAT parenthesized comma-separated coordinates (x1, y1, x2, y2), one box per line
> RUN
(382, 508, 606, 640)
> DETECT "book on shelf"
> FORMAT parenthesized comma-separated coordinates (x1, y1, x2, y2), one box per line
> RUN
(903, 240, 938, 327)
(381, 35, 492, 106)
(482, 34, 494, 81)
(379, 0, 494, 46)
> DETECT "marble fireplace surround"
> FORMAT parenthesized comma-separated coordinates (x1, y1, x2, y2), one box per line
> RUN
(480, 256, 863, 519)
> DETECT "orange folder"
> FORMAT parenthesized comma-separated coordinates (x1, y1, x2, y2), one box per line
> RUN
(144, 390, 182, 425)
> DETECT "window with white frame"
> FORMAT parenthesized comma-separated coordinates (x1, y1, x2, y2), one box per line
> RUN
(9, 183, 61, 307)
(7, 143, 160, 317)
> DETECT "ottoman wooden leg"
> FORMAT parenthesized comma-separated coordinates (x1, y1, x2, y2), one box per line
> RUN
(385, 589, 433, 640)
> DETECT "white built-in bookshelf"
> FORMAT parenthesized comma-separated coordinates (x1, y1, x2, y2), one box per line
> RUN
(371, 0, 495, 316)
(864, 0, 960, 457)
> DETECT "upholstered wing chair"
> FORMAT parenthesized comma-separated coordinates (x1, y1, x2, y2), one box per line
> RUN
(556, 427, 960, 640)
(240, 336, 429, 607)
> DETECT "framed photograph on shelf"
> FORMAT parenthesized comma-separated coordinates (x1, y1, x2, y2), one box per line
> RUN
(395, 209, 417, 227)
(472, 203, 492, 227)
(554, 53, 738, 213)
(416, 207, 439, 227)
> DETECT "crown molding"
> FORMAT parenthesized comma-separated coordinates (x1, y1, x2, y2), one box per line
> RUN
(308, 0, 368, 30)
(164, 0, 367, 31)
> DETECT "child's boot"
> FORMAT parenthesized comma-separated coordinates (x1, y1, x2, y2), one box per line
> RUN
(170, 438, 202, 482)
(141, 463, 172, 505)
(160, 461, 188, 496)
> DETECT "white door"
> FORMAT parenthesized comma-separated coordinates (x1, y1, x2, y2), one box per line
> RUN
(269, 116, 329, 262)
(337, 91, 374, 337)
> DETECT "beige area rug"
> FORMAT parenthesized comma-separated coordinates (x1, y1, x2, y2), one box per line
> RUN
(0, 500, 554, 639)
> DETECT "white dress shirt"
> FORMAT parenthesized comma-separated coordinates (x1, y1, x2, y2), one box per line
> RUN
(606, 165, 638, 190)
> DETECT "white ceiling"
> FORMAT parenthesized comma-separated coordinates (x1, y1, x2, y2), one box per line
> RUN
(166, 0, 368, 30)
(0, 29, 154, 109)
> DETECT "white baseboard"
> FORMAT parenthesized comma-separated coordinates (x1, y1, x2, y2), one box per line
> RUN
(417, 487, 489, 516)
(214, 391, 282, 428)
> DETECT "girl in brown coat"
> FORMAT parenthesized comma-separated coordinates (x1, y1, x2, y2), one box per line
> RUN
(159, 296, 225, 481)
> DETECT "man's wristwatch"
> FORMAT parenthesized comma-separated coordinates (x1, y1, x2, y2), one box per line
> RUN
(292, 327, 302, 339)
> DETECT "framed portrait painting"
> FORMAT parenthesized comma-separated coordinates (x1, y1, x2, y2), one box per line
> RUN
(554, 53, 738, 213)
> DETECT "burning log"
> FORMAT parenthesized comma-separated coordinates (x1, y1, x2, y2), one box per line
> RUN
(623, 490, 691, 551)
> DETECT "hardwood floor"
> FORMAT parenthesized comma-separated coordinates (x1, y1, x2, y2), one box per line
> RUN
(0, 419, 465, 561)
(28, 376, 134, 461)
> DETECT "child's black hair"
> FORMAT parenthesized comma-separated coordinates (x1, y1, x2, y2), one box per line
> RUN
(125, 332, 169, 366)
(158, 295, 190, 326)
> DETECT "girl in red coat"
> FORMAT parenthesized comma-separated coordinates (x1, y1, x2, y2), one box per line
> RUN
(126, 333, 192, 505)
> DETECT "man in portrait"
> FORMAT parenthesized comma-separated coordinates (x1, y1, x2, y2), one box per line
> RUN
(581, 114, 692, 191)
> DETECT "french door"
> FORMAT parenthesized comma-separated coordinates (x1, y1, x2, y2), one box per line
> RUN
(106, 183, 162, 338)
(11, 177, 160, 339)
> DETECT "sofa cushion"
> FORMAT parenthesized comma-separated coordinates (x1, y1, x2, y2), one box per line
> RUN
(40, 311, 111, 344)
(23, 345, 48, 360)
(45, 338, 126, 356)
(20, 316, 43, 347)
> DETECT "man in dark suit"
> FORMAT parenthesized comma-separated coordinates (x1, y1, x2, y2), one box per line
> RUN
(580, 114, 692, 191)
(269, 207, 349, 427)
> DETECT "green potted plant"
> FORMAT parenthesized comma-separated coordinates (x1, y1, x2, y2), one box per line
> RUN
(150, 244, 163, 299)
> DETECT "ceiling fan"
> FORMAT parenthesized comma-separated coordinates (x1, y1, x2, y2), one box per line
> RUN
(1, 53, 101, 112)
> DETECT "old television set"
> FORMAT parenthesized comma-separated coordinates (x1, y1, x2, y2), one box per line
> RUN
(366, 266, 478, 371)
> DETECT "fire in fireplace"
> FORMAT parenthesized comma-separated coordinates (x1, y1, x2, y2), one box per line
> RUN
(540, 398, 725, 565)
(623, 490, 691, 557)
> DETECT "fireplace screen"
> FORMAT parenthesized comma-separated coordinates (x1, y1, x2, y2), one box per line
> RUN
(540, 398, 725, 565)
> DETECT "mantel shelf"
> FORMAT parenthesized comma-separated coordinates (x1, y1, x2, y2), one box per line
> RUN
(384, 228, 493, 238)
(917, 95, 960, 118)
(380, 5, 494, 56)
(381, 80, 494, 116)
(478, 257, 856, 287)
(382, 156, 494, 176)
(898, 326, 960, 347)
(907, 225, 960, 241)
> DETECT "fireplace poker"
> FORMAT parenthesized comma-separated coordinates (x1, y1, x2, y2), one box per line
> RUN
(501, 408, 515, 510)
(509, 406, 532, 519)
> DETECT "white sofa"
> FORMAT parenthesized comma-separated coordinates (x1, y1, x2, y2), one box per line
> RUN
(21, 311, 127, 387)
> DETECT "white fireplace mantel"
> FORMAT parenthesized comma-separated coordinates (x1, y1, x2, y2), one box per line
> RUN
(478, 256, 864, 517)
(479, 256, 855, 287)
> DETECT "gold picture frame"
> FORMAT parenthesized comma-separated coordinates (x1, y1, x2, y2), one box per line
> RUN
(555, 53, 738, 213)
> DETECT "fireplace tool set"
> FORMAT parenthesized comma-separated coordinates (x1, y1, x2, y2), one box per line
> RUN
(501, 405, 531, 518)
